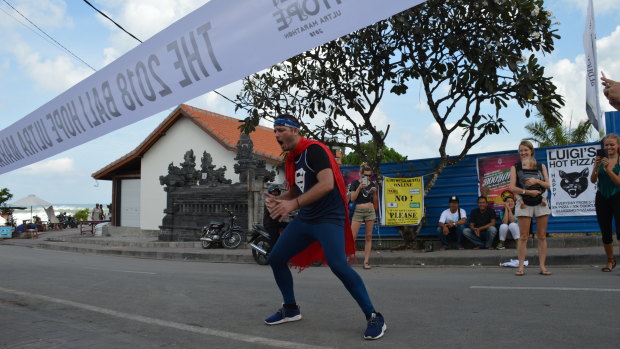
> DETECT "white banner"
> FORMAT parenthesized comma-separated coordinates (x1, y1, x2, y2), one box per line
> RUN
(0, 0, 427, 174)
(583, 0, 603, 134)
(547, 145, 598, 216)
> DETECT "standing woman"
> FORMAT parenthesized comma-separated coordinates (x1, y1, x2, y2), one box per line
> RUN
(509, 140, 552, 276)
(349, 163, 379, 269)
(590, 133, 620, 272)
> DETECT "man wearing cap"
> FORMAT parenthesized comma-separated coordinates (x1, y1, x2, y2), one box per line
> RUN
(264, 114, 386, 340)
(463, 196, 498, 249)
(436, 196, 467, 250)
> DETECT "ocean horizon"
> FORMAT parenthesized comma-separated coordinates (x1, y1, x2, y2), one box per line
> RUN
(5, 204, 104, 224)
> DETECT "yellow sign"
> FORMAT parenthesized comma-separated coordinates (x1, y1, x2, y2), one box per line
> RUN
(381, 176, 424, 226)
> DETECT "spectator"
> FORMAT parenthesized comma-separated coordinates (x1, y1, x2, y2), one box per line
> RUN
(436, 196, 467, 251)
(590, 133, 620, 272)
(497, 196, 519, 250)
(509, 140, 552, 276)
(90, 204, 101, 221)
(349, 163, 379, 269)
(463, 196, 497, 249)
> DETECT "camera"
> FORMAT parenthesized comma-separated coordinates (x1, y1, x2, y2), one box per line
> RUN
(596, 148, 608, 158)
(361, 177, 368, 185)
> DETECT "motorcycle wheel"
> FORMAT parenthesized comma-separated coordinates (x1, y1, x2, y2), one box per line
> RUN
(222, 231, 242, 249)
(200, 239, 212, 249)
(251, 236, 271, 265)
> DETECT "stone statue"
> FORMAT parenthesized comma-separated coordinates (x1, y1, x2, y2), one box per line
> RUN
(234, 133, 275, 183)
(198, 151, 231, 186)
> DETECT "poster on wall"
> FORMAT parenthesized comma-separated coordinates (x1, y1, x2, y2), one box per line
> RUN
(546, 145, 598, 216)
(476, 154, 520, 210)
(381, 176, 424, 226)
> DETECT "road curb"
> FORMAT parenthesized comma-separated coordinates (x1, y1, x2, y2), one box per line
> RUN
(10, 240, 605, 267)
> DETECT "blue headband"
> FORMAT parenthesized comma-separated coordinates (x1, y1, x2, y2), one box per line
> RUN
(274, 118, 300, 129)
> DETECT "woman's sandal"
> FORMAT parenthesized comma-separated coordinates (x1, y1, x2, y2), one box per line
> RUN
(515, 269, 525, 276)
(539, 269, 552, 276)
(363, 263, 372, 270)
(601, 258, 617, 272)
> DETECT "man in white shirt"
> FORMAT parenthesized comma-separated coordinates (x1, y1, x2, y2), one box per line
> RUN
(436, 196, 467, 250)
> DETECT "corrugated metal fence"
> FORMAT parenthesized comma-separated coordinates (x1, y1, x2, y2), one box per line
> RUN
(340, 142, 601, 239)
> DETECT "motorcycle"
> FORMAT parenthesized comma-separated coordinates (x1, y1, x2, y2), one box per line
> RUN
(57, 212, 78, 229)
(247, 223, 276, 265)
(199, 208, 243, 249)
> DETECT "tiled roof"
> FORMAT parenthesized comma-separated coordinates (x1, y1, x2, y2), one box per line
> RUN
(92, 104, 282, 180)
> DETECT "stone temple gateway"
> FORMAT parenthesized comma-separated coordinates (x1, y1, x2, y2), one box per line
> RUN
(159, 134, 276, 241)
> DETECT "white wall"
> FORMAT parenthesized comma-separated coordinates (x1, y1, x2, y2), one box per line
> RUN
(139, 117, 283, 230)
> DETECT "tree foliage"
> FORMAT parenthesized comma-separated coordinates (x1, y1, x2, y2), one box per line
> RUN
(341, 141, 407, 166)
(0, 188, 12, 206)
(525, 116, 592, 147)
(0, 188, 13, 216)
(74, 208, 90, 222)
(236, 0, 563, 173)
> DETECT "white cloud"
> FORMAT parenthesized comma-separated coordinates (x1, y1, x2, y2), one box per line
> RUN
(9, 41, 93, 92)
(21, 157, 76, 175)
(8, 0, 72, 28)
(99, 0, 206, 65)
(545, 25, 620, 126)
(198, 79, 246, 117)
(414, 102, 429, 111)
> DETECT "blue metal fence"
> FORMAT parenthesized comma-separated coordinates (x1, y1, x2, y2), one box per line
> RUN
(341, 142, 601, 239)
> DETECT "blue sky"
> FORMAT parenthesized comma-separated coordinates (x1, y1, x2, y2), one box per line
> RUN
(0, 0, 619, 205)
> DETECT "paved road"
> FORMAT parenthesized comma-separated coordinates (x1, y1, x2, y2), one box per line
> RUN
(1, 244, 618, 349)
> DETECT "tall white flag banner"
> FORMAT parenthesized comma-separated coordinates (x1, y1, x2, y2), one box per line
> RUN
(0, 0, 427, 174)
(583, 0, 603, 133)
(547, 145, 598, 216)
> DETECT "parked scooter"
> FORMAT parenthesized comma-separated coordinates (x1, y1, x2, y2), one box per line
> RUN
(57, 212, 78, 229)
(199, 208, 243, 249)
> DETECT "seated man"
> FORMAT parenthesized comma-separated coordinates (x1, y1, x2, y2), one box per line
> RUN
(463, 196, 498, 249)
(436, 196, 467, 250)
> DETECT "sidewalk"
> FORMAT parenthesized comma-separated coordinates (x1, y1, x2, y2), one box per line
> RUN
(0, 228, 610, 268)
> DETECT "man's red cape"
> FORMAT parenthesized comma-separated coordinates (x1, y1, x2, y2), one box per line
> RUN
(285, 137, 355, 270)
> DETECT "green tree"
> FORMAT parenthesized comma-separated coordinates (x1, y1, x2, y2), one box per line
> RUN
(235, 0, 564, 247)
(0, 188, 12, 206)
(0, 188, 13, 216)
(341, 139, 408, 166)
(74, 208, 90, 222)
(525, 116, 592, 147)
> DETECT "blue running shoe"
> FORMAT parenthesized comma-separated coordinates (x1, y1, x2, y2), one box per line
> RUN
(364, 312, 387, 340)
(264, 306, 302, 325)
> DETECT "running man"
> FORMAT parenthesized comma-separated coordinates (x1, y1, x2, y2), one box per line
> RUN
(264, 114, 386, 340)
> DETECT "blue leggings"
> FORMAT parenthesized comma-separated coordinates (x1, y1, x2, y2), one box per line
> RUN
(268, 219, 375, 315)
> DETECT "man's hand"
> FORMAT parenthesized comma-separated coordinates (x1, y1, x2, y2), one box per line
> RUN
(267, 196, 298, 222)
(602, 76, 620, 111)
(474, 228, 480, 237)
(443, 226, 450, 236)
